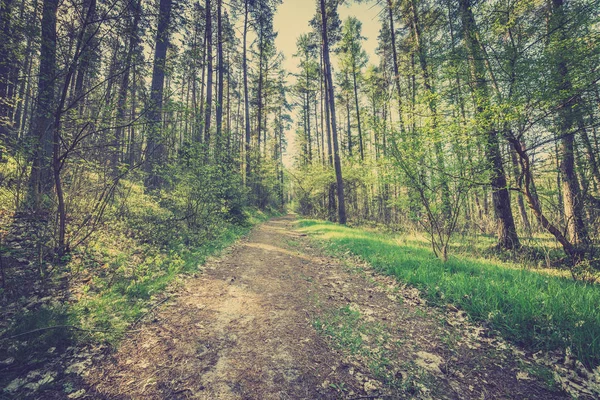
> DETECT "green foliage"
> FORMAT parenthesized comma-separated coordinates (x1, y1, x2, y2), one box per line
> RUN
(300, 220, 600, 369)
(0, 168, 272, 391)
(69, 202, 271, 343)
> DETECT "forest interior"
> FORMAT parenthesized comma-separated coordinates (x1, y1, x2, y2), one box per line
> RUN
(1, 0, 600, 398)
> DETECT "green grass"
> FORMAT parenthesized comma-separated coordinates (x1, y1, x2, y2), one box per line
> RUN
(70, 208, 273, 342)
(313, 305, 402, 387)
(299, 219, 600, 369)
(0, 208, 273, 393)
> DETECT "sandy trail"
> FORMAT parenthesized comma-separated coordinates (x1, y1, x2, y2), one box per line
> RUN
(85, 216, 567, 399)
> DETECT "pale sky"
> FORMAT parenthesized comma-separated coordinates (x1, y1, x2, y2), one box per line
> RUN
(272, 0, 383, 165)
(274, 0, 381, 78)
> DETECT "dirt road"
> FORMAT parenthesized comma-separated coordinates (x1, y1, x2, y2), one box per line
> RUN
(84, 216, 566, 399)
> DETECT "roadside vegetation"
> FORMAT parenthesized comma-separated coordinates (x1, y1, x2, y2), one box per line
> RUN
(299, 219, 600, 370)
(0, 158, 274, 391)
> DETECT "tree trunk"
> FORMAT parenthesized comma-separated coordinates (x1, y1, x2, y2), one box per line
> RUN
(306, 63, 312, 162)
(352, 68, 364, 161)
(320, 0, 346, 224)
(408, 0, 451, 218)
(0, 0, 17, 155)
(28, 0, 58, 209)
(510, 146, 532, 232)
(385, 0, 405, 133)
(458, 0, 520, 249)
(215, 0, 224, 158)
(550, 0, 589, 248)
(256, 28, 264, 163)
(346, 91, 352, 156)
(144, 0, 172, 190)
(114, 0, 141, 172)
(204, 0, 213, 156)
(72, 0, 97, 113)
(243, 0, 251, 184)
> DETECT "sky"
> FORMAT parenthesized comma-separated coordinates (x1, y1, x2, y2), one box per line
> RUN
(273, 0, 381, 74)
(272, 0, 383, 165)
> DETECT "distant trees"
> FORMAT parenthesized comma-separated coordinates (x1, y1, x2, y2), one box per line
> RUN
(1, 0, 599, 268)
(293, 0, 600, 266)
(1, 0, 288, 259)
(339, 17, 368, 161)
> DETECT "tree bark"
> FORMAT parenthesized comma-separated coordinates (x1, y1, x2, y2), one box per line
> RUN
(114, 0, 141, 171)
(144, 0, 172, 190)
(408, 0, 451, 218)
(28, 0, 59, 209)
(216, 0, 224, 158)
(320, 0, 346, 224)
(243, 0, 251, 184)
(204, 0, 213, 156)
(550, 0, 589, 248)
(458, 0, 520, 249)
(0, 0, 17, 154)
(385, 0, 405, 134)
(352, 67, 364, 161)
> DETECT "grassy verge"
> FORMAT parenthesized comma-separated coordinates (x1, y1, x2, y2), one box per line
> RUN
(70, 208, 272, 341)
(0, 208, 272, 391)
(298, 219, 600, 369)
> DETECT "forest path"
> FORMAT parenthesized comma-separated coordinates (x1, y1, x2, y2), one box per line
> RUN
(86, 216, 566, 399)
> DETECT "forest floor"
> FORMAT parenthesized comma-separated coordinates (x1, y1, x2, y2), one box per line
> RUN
(6, 216, 573, 399)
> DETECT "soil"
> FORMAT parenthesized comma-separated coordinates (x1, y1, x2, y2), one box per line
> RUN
(5, 216, 571, 399)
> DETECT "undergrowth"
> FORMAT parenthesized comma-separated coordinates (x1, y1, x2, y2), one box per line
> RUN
(299, 219, 600, 370)
(0, 177, 274, 391)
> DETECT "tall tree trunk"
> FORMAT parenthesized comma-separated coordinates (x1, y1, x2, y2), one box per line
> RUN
(15, 0, 40, 141)
(346, 92, 352, 156)
(352, 67, 364, 161)
(243, 0, 251, 183)
(319, 44, 333, 166)
(114, 0, 141, 171)
(197, 19, 207, 144)
(306, 61, 312, 162)
(226, 43, 232, 153)
(550, 0, 589, 248)
(458, 0, 520, 249)
(321, 0, 346, 224)
(256, 28, 264, 162)
(0, 0, 18, 155)
(28, 0, 58, 209)
(385, 0, 405, 133)
(408, 0, 451, 217)
(314, 92, 321, 164)
(144, 0, 172, 190)
(215, 0, 224, 158)
(204, 0, 213, 155)
(510, 146, 532, 232)
(72, 0, 97, 113)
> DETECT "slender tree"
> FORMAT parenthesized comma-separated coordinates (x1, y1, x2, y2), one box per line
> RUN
(144, 0, 173, 189)
(320, 0, 346, 224)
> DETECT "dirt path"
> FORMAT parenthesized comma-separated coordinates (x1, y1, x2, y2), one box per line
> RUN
(82, 216, 567, 399)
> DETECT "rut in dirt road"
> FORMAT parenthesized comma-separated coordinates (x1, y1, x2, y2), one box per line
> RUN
(85, 216, 567, 399)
